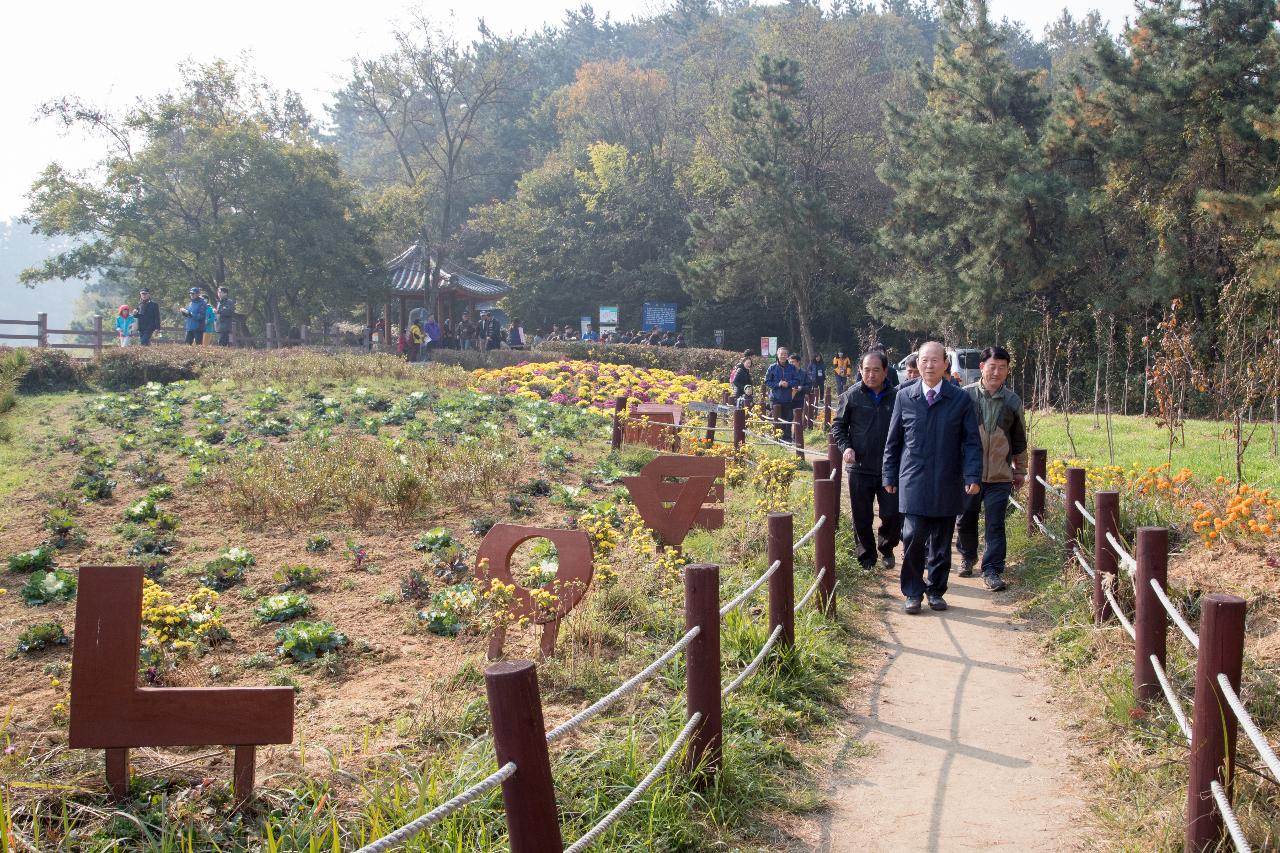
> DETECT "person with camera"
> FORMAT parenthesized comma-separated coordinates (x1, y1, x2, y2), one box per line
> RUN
(180, 287, 209, 345)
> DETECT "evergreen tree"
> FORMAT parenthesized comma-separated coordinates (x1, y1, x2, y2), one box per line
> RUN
(680, 55, 848, 358)
(875, 0, 1061, 339)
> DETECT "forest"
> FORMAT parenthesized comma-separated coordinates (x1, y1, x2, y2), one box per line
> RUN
(18, 0, 1280, 419)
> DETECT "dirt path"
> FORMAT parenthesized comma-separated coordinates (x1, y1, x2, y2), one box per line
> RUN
(817, 570, 1086, 852)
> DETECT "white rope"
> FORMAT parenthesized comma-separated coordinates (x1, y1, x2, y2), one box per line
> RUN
(354, 762, 517, 853)
(545, 627, 700, 743)
(1031, 513, 1060, 542)
(1150, 654, 1192, 744)
(1105, 531, 1138, 575)
(1074, 545, 1096, 579)
(743, 430, 828, 459)
(1211, 779, 1254, 853)
(1036, 475, 1063, 497)
(1150, 578, 1200, 651)
(719, 560, 781, 618)
(1074, 500, 1096, 526)
(798, 567, 828, 610)
(1217, 673, 1280, 786)
(792, 515, 826, 551)
(722, 625, 785, 697)
(562, 712, 702, 853)
(1008, 496, 1024, 513)
(1102, 585, 1136, 640)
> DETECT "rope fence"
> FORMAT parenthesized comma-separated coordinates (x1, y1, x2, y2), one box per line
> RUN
(1036, 459, 1278, 853)
(357, 426, 845, 853)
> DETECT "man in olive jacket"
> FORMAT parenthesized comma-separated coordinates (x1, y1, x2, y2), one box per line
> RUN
(883, 342, 983, 613)
(831, 351, 901, 570)
(956, 346, 1028, 591)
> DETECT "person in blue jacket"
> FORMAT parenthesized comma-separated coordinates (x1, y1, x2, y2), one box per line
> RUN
(882, 341, 982, 614)
(763, 346, 806, 442)
(180, 287, 208, 345)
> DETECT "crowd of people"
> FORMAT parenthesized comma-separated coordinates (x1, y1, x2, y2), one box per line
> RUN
(389, 312, 691, 361)
(737, 342, 1027, 616)
(112, 285, 236, 347)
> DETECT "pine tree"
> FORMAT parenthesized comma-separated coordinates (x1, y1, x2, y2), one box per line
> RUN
(875, 0, 1061, 339)
(680, 55, 847, 359)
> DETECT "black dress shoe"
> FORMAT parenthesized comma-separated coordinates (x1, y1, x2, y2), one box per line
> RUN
(927, 594, 948, 611)
(904, 597, 922, 614)
(881, 554, 895, 569)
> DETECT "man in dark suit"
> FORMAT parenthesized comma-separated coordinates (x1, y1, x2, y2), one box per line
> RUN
(883, 341, 982, 614)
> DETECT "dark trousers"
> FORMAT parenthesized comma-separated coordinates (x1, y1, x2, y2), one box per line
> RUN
(140, 329, 154, 346)
(185, 330, 203, 345)
(956, 482, 1012, 576)
(900, 514, 957, 600)
(775, 402, 798, 442)
(835, 375, 847, 396)
(218, 330, 231, 346)
(849, 473, 901, 566)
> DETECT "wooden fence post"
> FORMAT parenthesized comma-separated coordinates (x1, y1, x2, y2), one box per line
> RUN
(772, 403, 783, 431)
(705, 409, 718, 445)
(93, 314, 103, 357)
(684, 563, 722, 776)
(768, 512, 795, 649)
(733, 408, 745, 450)
(813, 460, 837, 616)
(612, 396, 625, 451)
(1064, 466, 1085, 567)
(1185, 594, 1247, 851)
(1093, 490, 1120, 625)
(1028, 449, 1047, 536)
(792, 406, 804, 459)
(1134, 527, 1169, 705)
(37, 312, 48, 349)
(486, 660, 563, 853)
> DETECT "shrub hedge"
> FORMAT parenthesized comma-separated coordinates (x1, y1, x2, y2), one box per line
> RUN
(543, 342, 740, 380)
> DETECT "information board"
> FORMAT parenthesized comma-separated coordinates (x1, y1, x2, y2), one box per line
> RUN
(642, 302, 678, 332)
(599, 306, 619, 325)
(760, 337, 778, 357)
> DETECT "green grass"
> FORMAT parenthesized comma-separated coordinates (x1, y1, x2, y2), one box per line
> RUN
(1028, 412, 1280, 487)
(0, 393, 70, 501)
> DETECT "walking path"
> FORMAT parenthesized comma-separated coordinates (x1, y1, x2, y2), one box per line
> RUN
(818, 570, 1086, 852)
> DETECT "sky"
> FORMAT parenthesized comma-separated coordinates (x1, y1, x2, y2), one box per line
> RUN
(0, 0, 1136, 225)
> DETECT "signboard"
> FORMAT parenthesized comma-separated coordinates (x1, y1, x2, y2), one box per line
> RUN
(600, 326, 617, 339)
(642, 302, 678, 332)
(714, 329, 724, 347)
(599, 306, 619, 326)
(760, 337, 778, 357)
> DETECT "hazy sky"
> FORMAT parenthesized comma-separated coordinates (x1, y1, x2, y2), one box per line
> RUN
(0, 0, 1136, 224)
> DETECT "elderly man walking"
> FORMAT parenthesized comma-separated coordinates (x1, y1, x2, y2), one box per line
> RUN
(832, 351, 902, 571)
(883, 341, 982, 613)
(956, 346, 1028, 592)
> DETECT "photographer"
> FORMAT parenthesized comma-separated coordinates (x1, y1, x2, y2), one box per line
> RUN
(180, 287, 209, 345)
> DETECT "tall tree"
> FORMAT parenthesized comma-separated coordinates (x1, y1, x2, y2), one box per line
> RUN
(22, 62, 379, 333)
(337, 16, 523, 316)
(680, 55, 849, 358)
(875, 0, 1061, 340)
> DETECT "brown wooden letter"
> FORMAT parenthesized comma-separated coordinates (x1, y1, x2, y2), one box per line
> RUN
(623, 455, 726, 547)
(475, 525, 594, 660)
(69, 566, 294, 806)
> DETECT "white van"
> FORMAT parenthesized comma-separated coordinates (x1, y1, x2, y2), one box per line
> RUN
(895, 347, 984, 385)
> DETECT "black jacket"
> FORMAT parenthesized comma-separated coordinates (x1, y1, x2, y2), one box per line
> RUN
(729, 362, 753, 397)
(831, 381, 897, 477)
(136, 299, 161, 334)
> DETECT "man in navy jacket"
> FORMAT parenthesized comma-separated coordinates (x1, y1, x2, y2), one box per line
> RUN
(763, 347, 806, 442)
(883, 341, 982, 613)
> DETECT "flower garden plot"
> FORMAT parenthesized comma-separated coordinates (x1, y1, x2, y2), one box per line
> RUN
(0, 353, 834, 850)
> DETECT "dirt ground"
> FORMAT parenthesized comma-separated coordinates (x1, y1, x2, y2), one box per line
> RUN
(0, 394, 597, 785)
(817, 571, 1087, 853)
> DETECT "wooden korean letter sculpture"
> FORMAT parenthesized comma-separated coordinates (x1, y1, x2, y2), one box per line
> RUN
(476, 525, 594, 660)
(623, 455, 726, 548)
(69, 565, 294, 806)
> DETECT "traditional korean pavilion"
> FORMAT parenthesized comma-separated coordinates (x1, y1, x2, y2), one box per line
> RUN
(385, 244, 512, 328)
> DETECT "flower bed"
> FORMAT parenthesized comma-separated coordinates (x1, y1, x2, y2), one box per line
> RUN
(473, 360, 728, 412)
